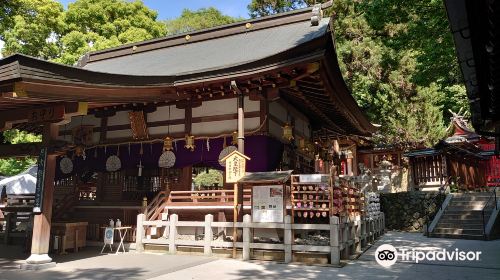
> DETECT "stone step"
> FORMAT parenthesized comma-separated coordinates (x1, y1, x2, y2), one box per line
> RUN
(436, 223, 484, 229)
(449, 200, 488, 203)
(446, 205, 484, 211)
(442, 210, 482, 216)
(448, 201, 488, 206)
(428, 233, 485, 240)
(432, 227, 484, 235)
(439, 216, 490, 224)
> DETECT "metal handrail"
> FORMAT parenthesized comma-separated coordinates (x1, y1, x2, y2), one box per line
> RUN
(425, 177, 452, 236)
(481, 187, 498, 238)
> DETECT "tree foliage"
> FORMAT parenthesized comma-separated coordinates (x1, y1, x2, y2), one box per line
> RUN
(0, 130, 41, 176)
(1, 0, 166, 65)
(248, 0, 311, 18)
(164, 8, 243, 35)
(193, 169, 223, 189)
(249, 0, 467, 148)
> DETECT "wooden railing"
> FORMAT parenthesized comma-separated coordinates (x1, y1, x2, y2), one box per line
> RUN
(145, 190, 169, 221)
(166, 189, 251, 208)
(1, 194, 35, 244)
(136, 213, 386, 265)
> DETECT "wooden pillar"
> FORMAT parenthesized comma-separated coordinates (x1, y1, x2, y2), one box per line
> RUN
(25, 123, 58, 266)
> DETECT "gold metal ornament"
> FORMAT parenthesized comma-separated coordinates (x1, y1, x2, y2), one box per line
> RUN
(75, 146, 84, 157)
(163, 136, 173, 151)
(231, 131, 238, 145)
(184, 134, 195, 151)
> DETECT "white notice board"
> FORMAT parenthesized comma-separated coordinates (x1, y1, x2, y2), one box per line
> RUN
(104, 227, 114, 245)
(252, 185, 284, 223)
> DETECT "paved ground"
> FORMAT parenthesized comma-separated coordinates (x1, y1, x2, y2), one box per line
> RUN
(1, 231, 499, 280)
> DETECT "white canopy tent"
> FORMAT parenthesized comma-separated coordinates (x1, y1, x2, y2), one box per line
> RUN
(0, 165, 37, 195)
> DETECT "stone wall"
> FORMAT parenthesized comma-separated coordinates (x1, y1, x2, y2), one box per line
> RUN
(380, 191, 444, 232)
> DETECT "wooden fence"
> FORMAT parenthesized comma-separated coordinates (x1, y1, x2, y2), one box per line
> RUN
(136, 213, 385, 265)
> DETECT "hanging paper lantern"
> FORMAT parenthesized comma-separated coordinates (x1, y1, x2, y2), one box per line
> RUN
(218, 145, 237, 166)
(159, 151, 176, 168)
(60, 156, 73, 174)
(333, 139, 340, 155)
(184, 134, 195, 151)
(282, 123, 293, 141)
(298, 138, 306, 151)
(307, 142, 315, 154)
(163, 136, 173, 151)
(231, 131, 238, 145)
(106, 155, 121, 172)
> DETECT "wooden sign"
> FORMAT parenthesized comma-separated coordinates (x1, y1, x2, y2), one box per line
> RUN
(221, 150, 250, 183)
(33, 147, 48, 213)
(129, 111, 149, 140)
(28, 105, 65, 123)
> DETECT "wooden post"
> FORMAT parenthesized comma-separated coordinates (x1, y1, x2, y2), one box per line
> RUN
(341, 219, 349, 259)
(25, 123, 58, 266)
(169, 214, 177, 254)
(204, 214, 213, 256)
(330, 216, 340, 265)
(242, 214, 251, 261)
(232, 84, 245, 259)
(232, 182, 238, 258)
(355, 217, 361, 253)
(3, 212, 11, 244)
(284, 215, 292, 263)
(136, 213, 145, 252)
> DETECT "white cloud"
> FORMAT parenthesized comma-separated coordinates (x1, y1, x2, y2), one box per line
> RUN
(0, 40, 4, 58)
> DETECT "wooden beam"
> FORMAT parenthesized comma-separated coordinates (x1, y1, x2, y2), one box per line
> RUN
(185, 104, 192, 135)
(0, 102, 87, 131)
(0, 143, 42, 158)
(14, 81, 176, 102)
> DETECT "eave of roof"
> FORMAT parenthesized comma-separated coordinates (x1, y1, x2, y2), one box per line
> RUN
(444, 0, 500, 136)
(0, 2, 375, 137)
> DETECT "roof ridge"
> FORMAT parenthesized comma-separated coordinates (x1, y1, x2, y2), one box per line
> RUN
(80, 6, 320, 67)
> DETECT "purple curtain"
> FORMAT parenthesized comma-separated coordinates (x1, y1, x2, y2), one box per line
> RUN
(55, 135, 283, 180)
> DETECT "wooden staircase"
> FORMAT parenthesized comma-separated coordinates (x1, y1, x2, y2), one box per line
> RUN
(145, 190, 169, 221)
(52, 190, 79, 221)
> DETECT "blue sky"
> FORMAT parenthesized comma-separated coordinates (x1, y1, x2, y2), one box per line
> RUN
(58, 0, 252, 19)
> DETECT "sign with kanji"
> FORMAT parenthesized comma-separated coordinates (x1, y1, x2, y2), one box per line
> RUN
(33, 147, 48, 213)
(221, 150, 250, 183)
(27, 105, 65, 123)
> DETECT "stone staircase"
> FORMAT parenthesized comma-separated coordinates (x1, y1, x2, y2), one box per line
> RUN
(430, 193, 493, 240)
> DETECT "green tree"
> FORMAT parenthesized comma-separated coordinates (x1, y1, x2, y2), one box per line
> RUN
(164, 8, 243, 35)
(248, 0, 467, 148)
(193, 169, 223, 189)
(0, 130, 41, 176)
(0, 0, 64, 60)
(56, 0, 166, 65)
(248, 0, 311, 18)
(1, 0, 167, 65)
